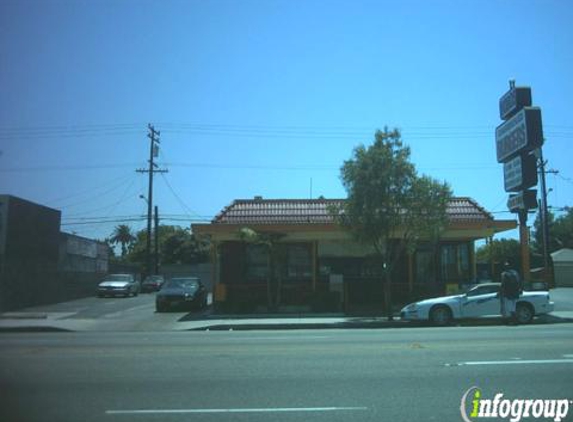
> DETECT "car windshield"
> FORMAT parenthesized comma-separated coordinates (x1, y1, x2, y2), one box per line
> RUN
(164, 279, 199, 290)
(102, 275, 132, 282)
(467, 285, 500, 297)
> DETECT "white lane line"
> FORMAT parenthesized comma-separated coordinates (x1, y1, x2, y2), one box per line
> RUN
(106, 407, 368, 415)
(449, 359, 573, 366)
(227, 336, 331, 341)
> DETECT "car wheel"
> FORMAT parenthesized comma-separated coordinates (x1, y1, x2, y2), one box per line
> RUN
(516, 302, 534, 324)
(430, 305, 452, 326)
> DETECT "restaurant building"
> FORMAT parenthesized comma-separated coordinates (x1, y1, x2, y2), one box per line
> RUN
(192, 197, 516, 313)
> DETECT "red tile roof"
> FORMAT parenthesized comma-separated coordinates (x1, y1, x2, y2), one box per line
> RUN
(212, 197, 494, 225)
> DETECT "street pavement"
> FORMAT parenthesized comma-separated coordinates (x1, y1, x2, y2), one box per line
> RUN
(1, 288, 573, 332)
(1, 326, 572, 422)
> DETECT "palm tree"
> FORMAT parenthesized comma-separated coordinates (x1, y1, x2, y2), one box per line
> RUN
(110, 225, 136, 258)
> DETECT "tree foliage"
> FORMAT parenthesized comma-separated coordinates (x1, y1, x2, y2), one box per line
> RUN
(110, 224, 136, 258)
(476, 238, 522, 268)
(336, 128, 452, 316)
(532, 208, 573, 253)
(111, 225, 209, 265)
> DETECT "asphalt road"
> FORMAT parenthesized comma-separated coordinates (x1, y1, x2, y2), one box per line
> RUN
(8, 291, 210, 331)
(1, 326, 572, 422)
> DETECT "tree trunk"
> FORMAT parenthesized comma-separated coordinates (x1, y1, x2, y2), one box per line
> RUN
(384, 267, 393, 320)
(266, 249, 273, 312)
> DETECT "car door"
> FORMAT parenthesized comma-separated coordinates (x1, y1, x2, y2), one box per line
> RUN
(461, 285, 501, 318)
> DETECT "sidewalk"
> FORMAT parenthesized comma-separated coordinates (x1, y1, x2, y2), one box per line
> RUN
(1, 310, 573, 332)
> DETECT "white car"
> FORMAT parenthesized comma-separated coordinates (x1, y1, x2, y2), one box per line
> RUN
(400, 283, 554, 325)
(97, 274, 140, 298)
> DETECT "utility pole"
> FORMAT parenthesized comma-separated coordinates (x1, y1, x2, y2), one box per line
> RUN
(537, 147, 558, 288)
(136, 124, 167, 277)
(154, 205, 159, 275)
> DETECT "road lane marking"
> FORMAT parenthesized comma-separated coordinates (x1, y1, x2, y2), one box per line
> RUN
(447, 359, 573, 366)
(106, 407, 368, 415)
(227, 336, 331, 341)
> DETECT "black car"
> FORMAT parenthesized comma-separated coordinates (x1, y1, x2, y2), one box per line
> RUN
(155, 277, 207, 312)
(141, 275, 165, 293)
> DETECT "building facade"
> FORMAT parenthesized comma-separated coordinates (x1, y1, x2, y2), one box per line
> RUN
(192, 197, 516, 313)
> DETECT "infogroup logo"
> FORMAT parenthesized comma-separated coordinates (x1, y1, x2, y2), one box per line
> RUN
(460, 387, 571, 422)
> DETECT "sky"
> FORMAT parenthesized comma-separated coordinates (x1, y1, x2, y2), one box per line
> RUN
(0, 0, 571, 243)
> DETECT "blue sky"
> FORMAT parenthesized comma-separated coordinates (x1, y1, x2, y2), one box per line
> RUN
(0, 0, 571, 242)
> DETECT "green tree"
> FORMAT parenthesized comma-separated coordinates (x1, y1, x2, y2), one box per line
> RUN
(126, 225, 209, 266)
(336, 128, 452, 318)
(476, 238, 522, 269)
(110, 224, 136, 258)
(532, 208, 573, 253)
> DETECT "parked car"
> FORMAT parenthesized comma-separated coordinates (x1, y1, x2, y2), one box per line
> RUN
(97, 274, 140, 298)
(155, 277, 207, 312)
(400, 283, 554, 325)
(141, 275, 165, 293)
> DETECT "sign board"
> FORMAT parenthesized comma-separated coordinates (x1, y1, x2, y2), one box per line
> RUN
(499, 86, 532, 120)
(495, 107, 543, 163)
(503, 153, 538, 192)
(507, 190, 538, 212)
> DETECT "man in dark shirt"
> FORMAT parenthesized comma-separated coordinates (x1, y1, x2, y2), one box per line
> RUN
(500, 262, 522, 325)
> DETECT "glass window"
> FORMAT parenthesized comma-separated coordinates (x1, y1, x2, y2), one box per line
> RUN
(458, 243, 470, 280)
(440, 245, 457, 282)
(246, 244, 268, 278)
(440, 243, 471, 283)
(415, 250, 435, 283)
(286, 244, 312, 279)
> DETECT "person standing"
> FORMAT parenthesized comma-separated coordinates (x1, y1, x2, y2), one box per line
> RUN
(500, 262, 522, 325)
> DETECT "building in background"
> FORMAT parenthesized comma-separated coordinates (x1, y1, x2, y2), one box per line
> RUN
(0, 194, 61, 272)
(551, 249, 573, 287)
(192, 197, 516, 313)
(0, 194, 109, 311)
(59, 232, 109, 274)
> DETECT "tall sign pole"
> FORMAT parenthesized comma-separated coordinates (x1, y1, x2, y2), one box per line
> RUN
(137, 124, 168, 277)
(495, 80, 544, 285)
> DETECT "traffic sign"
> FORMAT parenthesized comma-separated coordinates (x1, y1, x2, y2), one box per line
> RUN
(499, 86, 532, 120)
(495, 107, 543, 163)
(507, 190, 538, 213)
(503, 153, 538, 192)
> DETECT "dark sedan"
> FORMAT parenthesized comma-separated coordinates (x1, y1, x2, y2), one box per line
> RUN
(141, 275, 165, 293)
(155, 277, 207, 312)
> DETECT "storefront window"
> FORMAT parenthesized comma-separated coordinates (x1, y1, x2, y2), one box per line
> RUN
(246, 244, 268, 279)
(440, 243, 470, 283)
(415, 250, 435, 283)
(286, 244, 312, 280)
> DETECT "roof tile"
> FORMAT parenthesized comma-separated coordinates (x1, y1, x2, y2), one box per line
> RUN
(212, 197, 493, 225)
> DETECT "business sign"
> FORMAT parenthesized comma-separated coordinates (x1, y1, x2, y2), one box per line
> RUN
(503, 153, 538, 192)
(499, 86, 532, 120)
(495, 107, 543, 163)
(507, 190, 538, 213)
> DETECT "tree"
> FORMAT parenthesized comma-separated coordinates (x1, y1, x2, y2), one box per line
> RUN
(532, 208, 573, 253)
(476, 238, 522, 269)
(336, 128, 452, 318)
(238, 227, 286, 311)
(125, 225, 209, 266)
(110, 224, 136, 258)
